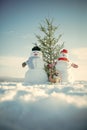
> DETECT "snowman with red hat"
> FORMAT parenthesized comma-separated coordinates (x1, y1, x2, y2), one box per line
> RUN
(22, 45, 48, 84)
(56, 49, 78, 83)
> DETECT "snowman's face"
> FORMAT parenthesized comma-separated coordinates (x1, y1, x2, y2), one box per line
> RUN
(32, 51, 42, 58)
(59, 52, 68, 58)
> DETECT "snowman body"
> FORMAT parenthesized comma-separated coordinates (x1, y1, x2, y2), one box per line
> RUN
(56, 49, 74, 83)
(56, 60, 74, 83)
(24, 49, 48, 84)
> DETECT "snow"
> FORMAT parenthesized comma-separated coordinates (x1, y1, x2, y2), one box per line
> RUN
(24, 69, 48, 84)
(0, 81, 87, 130)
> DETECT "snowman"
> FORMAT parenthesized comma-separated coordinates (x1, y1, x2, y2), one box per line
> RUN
(22, 45, 48, 84)
(56, 49, 78, 83)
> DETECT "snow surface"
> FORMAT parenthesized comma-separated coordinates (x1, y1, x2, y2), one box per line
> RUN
(0, 81, 87, 130)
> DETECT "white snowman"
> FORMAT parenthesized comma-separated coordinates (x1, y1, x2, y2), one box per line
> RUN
(22, 45, 48, 84)
(56, 49, 78, 83)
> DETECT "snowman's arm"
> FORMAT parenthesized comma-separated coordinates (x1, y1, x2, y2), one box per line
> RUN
(22, 62, 27, 67)
(22, 58, 30, 68)
(71, 62, 78, 68)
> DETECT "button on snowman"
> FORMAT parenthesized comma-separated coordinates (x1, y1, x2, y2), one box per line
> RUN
(22, 45, 48, 84)
(56, 49, 78, 83)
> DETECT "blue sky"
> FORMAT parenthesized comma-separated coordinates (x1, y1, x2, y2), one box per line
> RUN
(0, 0, 87, 79)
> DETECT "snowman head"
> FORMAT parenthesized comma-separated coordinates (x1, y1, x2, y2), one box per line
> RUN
(31, 46, 42, 58)
(59, 49, 68, 58)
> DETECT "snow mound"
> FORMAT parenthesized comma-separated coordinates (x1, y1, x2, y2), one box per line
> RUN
(0, 81, 87, 130)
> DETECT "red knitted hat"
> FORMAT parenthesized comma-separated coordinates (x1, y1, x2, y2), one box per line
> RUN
(60, 49, 68, 53)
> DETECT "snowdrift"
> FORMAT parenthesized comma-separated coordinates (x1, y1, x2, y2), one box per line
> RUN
(0, 81, 87, 130)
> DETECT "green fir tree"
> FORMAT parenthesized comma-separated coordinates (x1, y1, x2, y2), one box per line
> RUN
(36, 18, 64, 78)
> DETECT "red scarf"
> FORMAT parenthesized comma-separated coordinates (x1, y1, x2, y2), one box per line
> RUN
(58, 57, 69, 62)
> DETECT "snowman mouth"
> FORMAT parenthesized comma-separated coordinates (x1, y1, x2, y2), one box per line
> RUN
(34, 54, 38, 56)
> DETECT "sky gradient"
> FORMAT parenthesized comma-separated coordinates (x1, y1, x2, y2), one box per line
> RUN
(0, 0, 87, 80)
